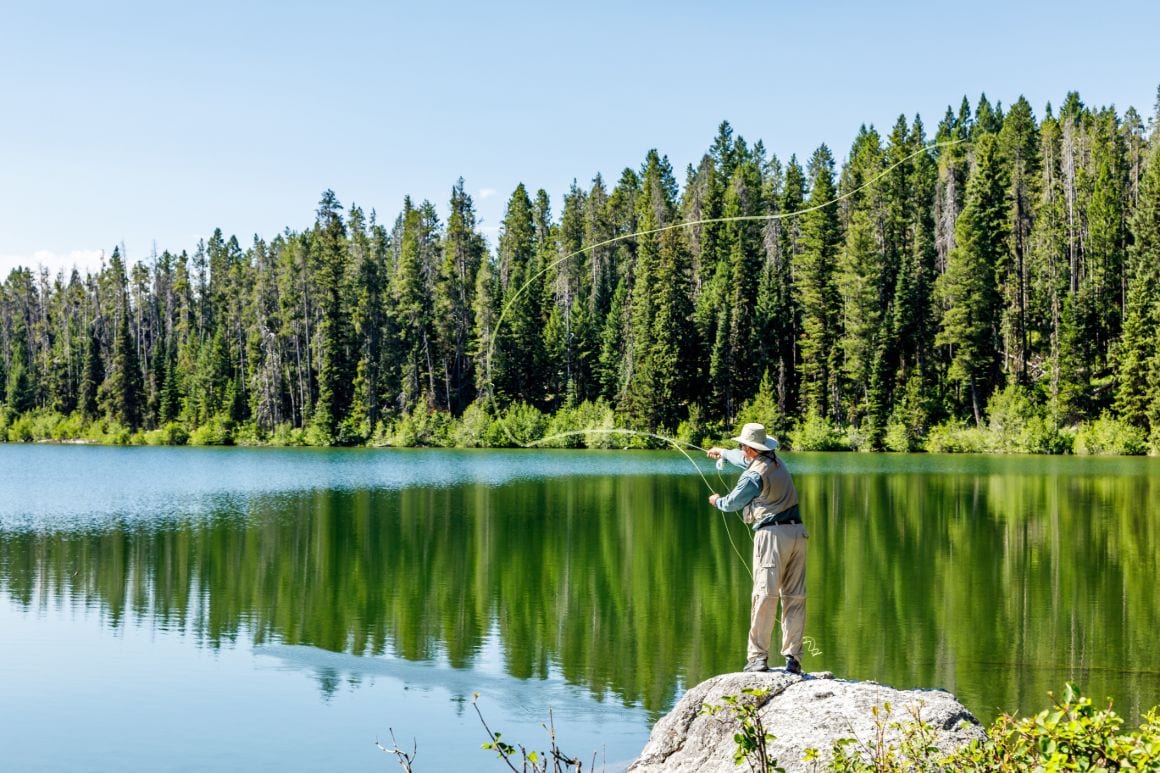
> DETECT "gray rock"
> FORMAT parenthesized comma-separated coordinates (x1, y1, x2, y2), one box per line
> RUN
(628, 671, 984, 772)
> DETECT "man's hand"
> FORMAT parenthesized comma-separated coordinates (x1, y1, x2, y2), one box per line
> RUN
(708, 493, 720, 507)
(706, 447, 725, 460)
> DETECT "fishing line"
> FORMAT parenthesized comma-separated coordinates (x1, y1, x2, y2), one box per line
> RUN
(529, 428, 755, 578)
(485, 137, 966, 575)
(483, 136, 967, 415)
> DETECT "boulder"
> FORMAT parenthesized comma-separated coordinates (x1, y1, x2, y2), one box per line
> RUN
(628, 671, 984, 772)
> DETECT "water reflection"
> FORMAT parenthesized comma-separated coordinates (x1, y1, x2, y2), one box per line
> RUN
(2, 448, 1158, 725)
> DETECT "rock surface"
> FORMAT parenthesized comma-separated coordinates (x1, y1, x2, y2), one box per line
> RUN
(628, 670, 984, 772)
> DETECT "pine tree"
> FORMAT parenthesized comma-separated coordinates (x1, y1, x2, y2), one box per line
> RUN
(79, 323, 103, 419)
(104, 285, 145, 429)
(837, 125, 887, 430)
(1115, 130, 1160, 429)
(311, 190, 352, 440)
(434, 179, 484, 414)
(998, 96, 1041, 382)
(796, 145, 842, 420)
(491, 184, 543, 405)
(935, 134, 1009, 423)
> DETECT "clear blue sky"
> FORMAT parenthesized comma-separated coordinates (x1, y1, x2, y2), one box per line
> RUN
(2, 0, 1157, 277)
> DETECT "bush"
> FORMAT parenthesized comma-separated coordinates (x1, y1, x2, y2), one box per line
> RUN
(788, 411, 846, 451)
(231, 421, 263, 446)
(49, 412, 87, 441)
(144, 422, 190, 446)
(924, 418, 990, 454)
(189, 416, 233, 446)
(845, 423, 872, 452)
(449, 401, 496, 448)
(7, 412, 34, 442)
(733, 370, 787, 440)
(492, 401, 547, 447)
(385, 403, 452, 447)
(269, 422, 308, 447)
(944, 684, 1160, 772)
(883, 416, 915, 453)
(985, 385, 1069, 454)
(1074, 414, 1147, 456)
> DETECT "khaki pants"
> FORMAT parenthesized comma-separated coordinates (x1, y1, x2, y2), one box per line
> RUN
(748, 523, 808, 664)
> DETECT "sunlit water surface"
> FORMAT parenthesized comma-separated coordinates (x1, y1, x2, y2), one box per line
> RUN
(2, 445, 1158, 771)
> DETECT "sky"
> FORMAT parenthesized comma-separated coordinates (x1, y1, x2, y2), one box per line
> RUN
(2, 0, 1157, 278)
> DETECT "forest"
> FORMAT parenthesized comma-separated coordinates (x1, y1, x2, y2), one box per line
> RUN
(2, 89, 1159, 452)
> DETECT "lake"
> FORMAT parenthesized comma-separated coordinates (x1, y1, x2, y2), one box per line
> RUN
(1, 445, 1158, 771)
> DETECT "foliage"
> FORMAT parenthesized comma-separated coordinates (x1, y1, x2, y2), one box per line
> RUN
(825, 700, 945, 772)
(189, 416, 234, 446)
(2, 93, 1158, 455)
(473, 694, 593, 772)
(924, 418, 991, 454)
(384, 403, 452, 448)
(143, 422, 190, 446)
(944, 684, 1160, 771)
(701, 685, 1160, 772)
(984, 384, 1069, 454)
(702, 688, 785, 772)
(1073, 414, 1148, 456)
(789, 411, 847, 452)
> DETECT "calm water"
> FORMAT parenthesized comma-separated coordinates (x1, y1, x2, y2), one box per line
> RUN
(1, 446, 1158, 771)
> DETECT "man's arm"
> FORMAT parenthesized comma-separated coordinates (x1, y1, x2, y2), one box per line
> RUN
(712, 472, 761, 512)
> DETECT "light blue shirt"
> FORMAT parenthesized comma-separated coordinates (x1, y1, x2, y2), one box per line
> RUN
(714, 449, 763, 512)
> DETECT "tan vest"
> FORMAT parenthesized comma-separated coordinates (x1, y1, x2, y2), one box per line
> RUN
(744, 455, 799, 524)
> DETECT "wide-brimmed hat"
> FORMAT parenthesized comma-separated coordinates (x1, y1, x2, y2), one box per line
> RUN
(732, 422, 780, 452)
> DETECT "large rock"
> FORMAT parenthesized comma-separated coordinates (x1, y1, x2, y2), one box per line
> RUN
(628, 671, 984, 772)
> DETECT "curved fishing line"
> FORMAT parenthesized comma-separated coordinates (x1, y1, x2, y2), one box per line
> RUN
(528, 428, 754, 578)
(483, 136, 967, 409)
(487, 137, 966, 577)
(527, 428, 716, 491)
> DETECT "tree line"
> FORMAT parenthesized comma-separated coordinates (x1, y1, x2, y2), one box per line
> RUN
(3, 89, 1159, 450)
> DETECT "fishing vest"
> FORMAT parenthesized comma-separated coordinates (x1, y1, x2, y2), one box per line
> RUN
(744, 455, 799, 525)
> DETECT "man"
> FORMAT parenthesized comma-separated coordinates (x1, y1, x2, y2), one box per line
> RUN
(707, 423, 807, 675)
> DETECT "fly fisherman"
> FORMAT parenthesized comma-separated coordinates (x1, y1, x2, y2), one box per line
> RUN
(707, 423, 807, 675)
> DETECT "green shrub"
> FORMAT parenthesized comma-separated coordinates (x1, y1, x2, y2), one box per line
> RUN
(231, 421, 263, 446)
(8, 412, 34, 442)
(385, 403, 452, 447)
(449, 401, 495, 447)
(144, 422, 190, 446)
(269, 422, 308, 447)
(189, 416, 233, 446)
(883, 416, 915, 453)
(49, 412, 87, 441)
(944, 684, 1160, 772)
(985, 384, 1069, 454)
(1074, 414, 1147, 456)
(788, 411, 846, 452)
(734, 370, 786, 440)
(492, 401, 547, 447)
(924, 418, 990, 454)
(845, 423, 872, 452)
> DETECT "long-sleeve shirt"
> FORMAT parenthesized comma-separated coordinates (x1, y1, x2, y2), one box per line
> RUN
(714, 448, 762, 512)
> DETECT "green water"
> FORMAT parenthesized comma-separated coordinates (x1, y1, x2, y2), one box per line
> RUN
(1, 446, 1157, 770)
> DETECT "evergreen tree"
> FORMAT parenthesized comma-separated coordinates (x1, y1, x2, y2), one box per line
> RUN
(935, 134, 1009, 423)
(311, 190, 353, 440)
(796, 145, 842, 420)
(103, 272, 146, 429)
(79, 323, 103, 419)
(837, 126, 887, 430)
(1115, 133, 1160, 429)
(434, 180, 484, 414)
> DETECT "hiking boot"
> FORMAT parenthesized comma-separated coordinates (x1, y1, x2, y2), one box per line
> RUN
(743, 659, 769, 673)
(785, 656, 803, 675)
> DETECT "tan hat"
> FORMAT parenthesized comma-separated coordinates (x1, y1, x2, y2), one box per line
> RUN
(732, 422, 780, 452)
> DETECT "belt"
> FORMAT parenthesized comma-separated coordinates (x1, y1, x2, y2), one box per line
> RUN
(752, 504, 802, 531)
